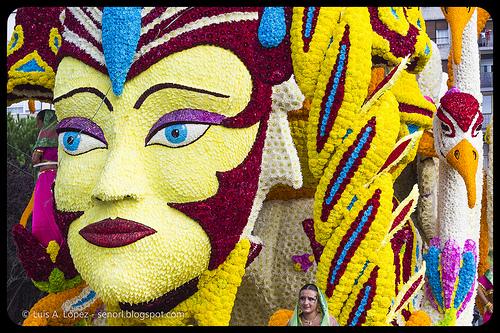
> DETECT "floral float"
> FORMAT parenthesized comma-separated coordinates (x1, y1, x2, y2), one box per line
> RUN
(7, 6, 491, 327)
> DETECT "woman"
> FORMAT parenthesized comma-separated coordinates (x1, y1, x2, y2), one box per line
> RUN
(31, 109, 63, 247)
(476, 251, 493, 324)
(288, 284, 339, 326)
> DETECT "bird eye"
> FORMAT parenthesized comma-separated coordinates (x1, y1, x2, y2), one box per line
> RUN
(472, 123, 483, 137)
(146, 123, 210, 148)
(58, 131, 107, 156)
(441, 122, 450, 133)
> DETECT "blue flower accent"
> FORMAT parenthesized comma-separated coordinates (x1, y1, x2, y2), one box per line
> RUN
(16, 59, 44, 72)
(102, 7, 142, 96)
(325, 126, 372, 205)
(63, 132, 81, 152)
(391, 7, 399, 19)
(407, 123, 420, 134)
(424, 43, 430, 56)
(350, 285, 371, 326)
(320, 44, 347, 137)
(10, 32, 19, 50)
(304, 7, 316, 38)
(53, 36, 60, 49)
(347, 195, 358, 210)
(329, 205, 373, 285)
(71, 289, 96, 309)
(453, 251, 476, 309)
(417, 19, 422, 29)
(423, 245, 444, 308)
(164, 124, 188, 145)
(258, 7, 286, 48)
(342, 128, 353, 142)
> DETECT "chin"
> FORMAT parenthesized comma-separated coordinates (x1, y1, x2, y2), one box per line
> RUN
(67, 226, 210, 305)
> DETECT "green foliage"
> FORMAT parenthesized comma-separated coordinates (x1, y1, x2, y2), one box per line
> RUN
(7, 113, 39, 168)
(32, 268, 83, 293)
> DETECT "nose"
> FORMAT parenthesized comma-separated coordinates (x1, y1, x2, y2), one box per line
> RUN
(91, 145, 147, 202)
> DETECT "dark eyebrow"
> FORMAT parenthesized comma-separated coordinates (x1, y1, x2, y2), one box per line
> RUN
(134, 83, 230, 109)
(53, 87, 113, 112)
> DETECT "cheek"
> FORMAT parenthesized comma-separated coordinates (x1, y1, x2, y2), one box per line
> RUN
(145, 124, 259, 203)
(54, 149, 107, 211)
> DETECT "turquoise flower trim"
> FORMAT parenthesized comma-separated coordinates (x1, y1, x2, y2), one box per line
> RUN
(258, 7, 286, 48)
(102, 7, 142, 96)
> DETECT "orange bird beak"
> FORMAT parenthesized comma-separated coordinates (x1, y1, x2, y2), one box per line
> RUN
(442, 7, 475, 65)
(446, 139, 479, 208)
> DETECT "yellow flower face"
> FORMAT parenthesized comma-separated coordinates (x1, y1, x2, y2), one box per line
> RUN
(53, 45, 259, 304)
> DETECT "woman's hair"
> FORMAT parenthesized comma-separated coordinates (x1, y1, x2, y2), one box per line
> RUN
(36, 109, 46, 122)
(299, 284, 319, 295)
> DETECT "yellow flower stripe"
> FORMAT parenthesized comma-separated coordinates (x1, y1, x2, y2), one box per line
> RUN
(316, 173, 394, 320)
(305, 7, 372, 179)
(290, 7, 342, 99)
(387, 134, 420, 181)
(288, 102, 319, 189)
(405, 7, 427, 33)
(386, 261, 426, 323)
(377, 7, 410, 34)
(371, 8, 432, 74)
(377, 131, 423, 178)
(7, 51, 56, 94)
(107, 239, 250, 326)
(49, 27, 62, 55)
(336, 261, 377, 324)
(7, 25, 23, 57)
(193, 238, 250, 325)
(390, 71, 436, 130)
(313, 91, 400, 245)
(365, 244, 396, 325)
(381, 184, 419, 248)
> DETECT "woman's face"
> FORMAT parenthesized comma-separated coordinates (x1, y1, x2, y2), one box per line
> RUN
(53, 45, 258, 305)
(299, 289, 319, 315)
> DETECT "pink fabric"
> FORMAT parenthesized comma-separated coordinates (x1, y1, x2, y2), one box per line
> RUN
(32, 169, 63, 247)
(41, 147, 58, 162)
(478, 275, 493, 323)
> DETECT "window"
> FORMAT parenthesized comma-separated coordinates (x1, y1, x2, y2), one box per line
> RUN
(436, 29, 449, 46)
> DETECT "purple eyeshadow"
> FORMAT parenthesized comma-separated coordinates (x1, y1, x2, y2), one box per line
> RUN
(145, 109, 226, 143)
(56, 117, 107, 145)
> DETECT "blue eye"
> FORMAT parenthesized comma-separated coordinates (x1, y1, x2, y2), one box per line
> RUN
(146, 123, 210, 148)
(58, 131, 107, 155)
(165, 124, 188, 144)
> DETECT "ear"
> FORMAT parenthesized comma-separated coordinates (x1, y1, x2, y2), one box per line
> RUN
(254, 7, 293, 85)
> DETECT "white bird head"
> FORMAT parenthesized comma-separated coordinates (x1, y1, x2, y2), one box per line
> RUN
(433, 87, 483, 208)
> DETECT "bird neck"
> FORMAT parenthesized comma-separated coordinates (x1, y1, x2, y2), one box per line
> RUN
(437, 161, 481, 246)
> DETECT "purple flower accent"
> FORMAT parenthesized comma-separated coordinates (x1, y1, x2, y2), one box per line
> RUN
(56, 117, 107, 145)
(11, 224, 79, 281)
(145, 109, 227, 144)
(430, 237, 441, 247)
(292, 252, 314, 272)
(441, 239, 461, 308)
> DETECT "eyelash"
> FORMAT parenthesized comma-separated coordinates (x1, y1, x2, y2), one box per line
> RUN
(145, 123, 211, 148)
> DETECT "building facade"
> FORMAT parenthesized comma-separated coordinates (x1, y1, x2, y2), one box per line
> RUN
(421, 7, 493, 166)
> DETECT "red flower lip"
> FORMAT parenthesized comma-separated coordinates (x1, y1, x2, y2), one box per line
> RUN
(79, 218, 157, 248)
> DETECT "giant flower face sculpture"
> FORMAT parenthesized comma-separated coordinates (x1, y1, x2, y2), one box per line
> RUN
(52, 7, 292, 315)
